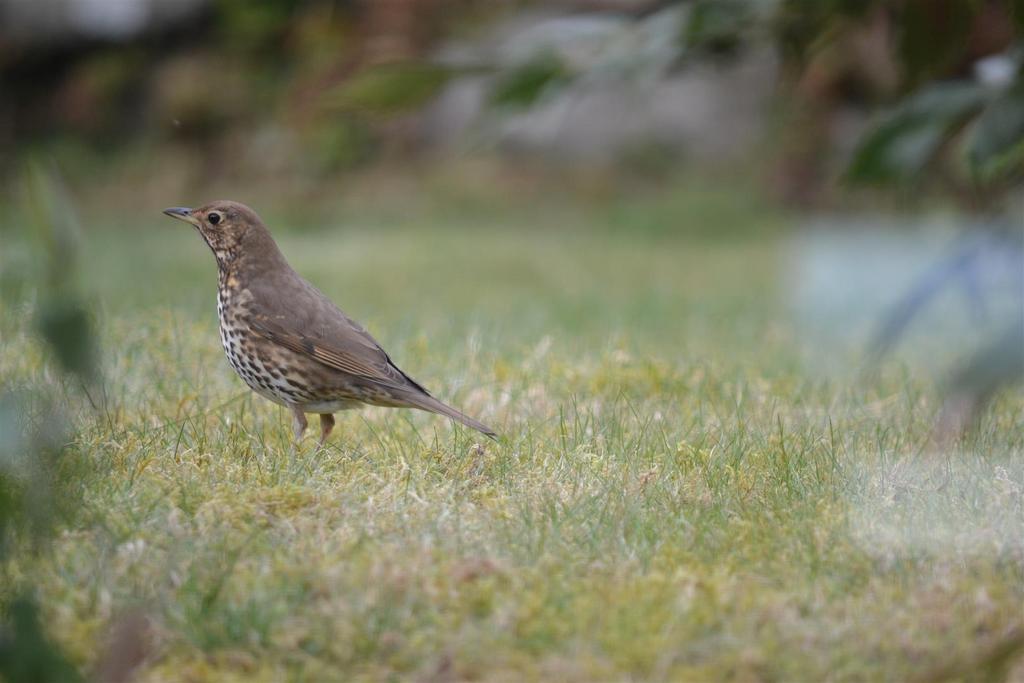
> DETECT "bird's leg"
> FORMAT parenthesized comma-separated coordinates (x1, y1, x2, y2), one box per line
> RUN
(319, 413, 335, 445)
(290, 406, 308, 441)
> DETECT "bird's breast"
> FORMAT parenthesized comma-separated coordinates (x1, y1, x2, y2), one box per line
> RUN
(216, 284, 251, 359)
(215, 284, 332, 408)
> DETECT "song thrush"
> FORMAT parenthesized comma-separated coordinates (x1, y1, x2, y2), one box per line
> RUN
(163, 201, 496, 443)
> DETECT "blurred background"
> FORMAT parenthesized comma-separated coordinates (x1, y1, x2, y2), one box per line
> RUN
(1, 3, 1023, 680)
(0, 0, 1019, 203)
(1, 0, 1021, 419)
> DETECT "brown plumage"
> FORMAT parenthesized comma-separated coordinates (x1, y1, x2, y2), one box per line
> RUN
(163, 201, 496, 443)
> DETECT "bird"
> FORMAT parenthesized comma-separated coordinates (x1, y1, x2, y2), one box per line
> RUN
(162, 201, 496, 444)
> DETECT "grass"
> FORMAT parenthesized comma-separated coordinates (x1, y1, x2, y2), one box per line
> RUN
(1, 176, 1023, 681)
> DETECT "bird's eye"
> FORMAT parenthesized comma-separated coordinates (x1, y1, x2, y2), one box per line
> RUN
(208, 212, 222, 226)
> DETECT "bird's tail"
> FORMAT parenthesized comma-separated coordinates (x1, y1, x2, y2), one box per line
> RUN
(409, 394, 498, 440)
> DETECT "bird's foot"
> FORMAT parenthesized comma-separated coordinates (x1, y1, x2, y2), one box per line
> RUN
(319, 413, 335, 446)
(290, 405, 308, 442)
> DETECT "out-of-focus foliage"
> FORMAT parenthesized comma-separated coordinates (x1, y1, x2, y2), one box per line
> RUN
(23, 163, 98, 384)
(775, 0, 1018, 82)
(0, 165, 98, 682)
(489, 53, 570, 109)
(741, 0, 1024, 437)
(684, 0, 759, 56)
(965, 78, 1024, 175)
(848, 57, 1024, 186)
(328, 62, 451, 114)
(0, 0, 1020, 199)
(0, 164, 95, 549)
(0, 0, 472, 177)
(216, 0, 310, 53)
(0, 596, 82, 683)
(897, 1, 989, 84)
(784, 0, 1022, 189)
(847, 82, 991, 183)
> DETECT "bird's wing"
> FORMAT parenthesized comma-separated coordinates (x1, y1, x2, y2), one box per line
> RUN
(251, 315, 424, 389)
(246, 277, 430, 394)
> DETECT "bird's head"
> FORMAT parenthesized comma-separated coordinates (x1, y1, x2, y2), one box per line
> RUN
(163, 201, 268, 267)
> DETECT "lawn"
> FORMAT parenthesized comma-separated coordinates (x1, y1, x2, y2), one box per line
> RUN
(2, 175, 1023, 682)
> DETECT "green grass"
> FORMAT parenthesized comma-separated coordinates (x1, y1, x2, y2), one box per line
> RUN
(2, 181, 1023, 682)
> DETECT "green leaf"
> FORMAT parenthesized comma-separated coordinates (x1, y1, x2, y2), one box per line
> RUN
(847, 81, 990, 184)
(34, 298, 97, 382)
(685, 0, 754, 55)
(489, 53, 571, 109)
(0, 596, 83, 683)
(965, 81, 1024, 176)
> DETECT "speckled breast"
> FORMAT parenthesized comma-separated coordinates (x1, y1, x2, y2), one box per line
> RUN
(216, 283, 313, 407)
(215, 281, 365, 414)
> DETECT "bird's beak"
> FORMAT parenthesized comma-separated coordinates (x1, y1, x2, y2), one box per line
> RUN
(162, 206, 200, 227)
